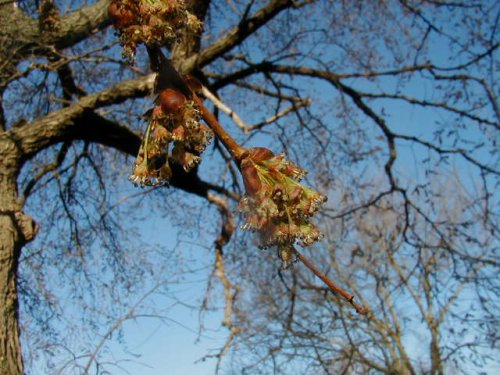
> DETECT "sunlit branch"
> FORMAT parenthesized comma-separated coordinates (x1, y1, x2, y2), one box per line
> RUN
(201, 86, 250, 131)
(207, 193, 238, 326)
(179, 0, 308, 72)
(202, 85, 311, 133)
(294, 248, 367, 315)
(246, 98, 311, 133)
(194, 95, 247, 161)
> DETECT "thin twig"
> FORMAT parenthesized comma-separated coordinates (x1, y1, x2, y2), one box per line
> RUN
(293, 248, 368, 315)
(201, 86, 311, 133)
(207, 193, 238, 327)
(201, 86, 250, 131)
(194, 95, 247, 161)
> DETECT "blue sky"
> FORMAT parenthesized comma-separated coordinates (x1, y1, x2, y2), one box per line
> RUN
(12, 1, 498, 374)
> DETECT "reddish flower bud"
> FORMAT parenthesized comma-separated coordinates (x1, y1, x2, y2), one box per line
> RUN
(159, 89, 186, 114)
(237, 148, 326, 249)
(240, 158, 261, 196)
(108, 2, 135, 29)
(278, 245, 297, 269)
(282, 162, 306, 180)
(248, 147, 275, 163)
(289, 186, 303, 203)
(180, 152, 200, 172)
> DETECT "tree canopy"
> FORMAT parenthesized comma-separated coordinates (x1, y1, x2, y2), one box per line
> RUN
(0, 0, 498, 374)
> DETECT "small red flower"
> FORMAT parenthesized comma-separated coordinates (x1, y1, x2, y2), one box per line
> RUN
(110, 0, 201, 63)
(238, 147, 327, 256)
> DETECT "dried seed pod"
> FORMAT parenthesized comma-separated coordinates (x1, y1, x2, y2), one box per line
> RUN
(159, 88, 186, 114)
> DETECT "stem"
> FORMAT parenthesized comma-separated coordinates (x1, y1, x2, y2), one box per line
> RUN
(147, 47, 246, 163)
(193, 95, 247, 162)
(294, 248, 368, 315)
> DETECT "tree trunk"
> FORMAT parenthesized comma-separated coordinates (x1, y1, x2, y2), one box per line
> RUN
(0, 212, 23, 375)
(430, 331, 444, 375)
(0, 135, 37, 375)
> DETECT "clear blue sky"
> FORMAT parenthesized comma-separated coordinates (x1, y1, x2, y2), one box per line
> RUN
(16, 2, 498, 374)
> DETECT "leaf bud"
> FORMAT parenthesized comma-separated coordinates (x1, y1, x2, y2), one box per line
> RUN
(159, 88, 186, 114)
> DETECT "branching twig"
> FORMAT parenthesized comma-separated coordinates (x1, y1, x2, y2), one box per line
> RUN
(207, 193, 238, 327)
(293, 248, 368, 315)
(206, 193, 240, 373)
(201, 86, 250, 131)
(201, 85, 311, 133)
(247, 98, 311, 133)
(194, 95, 247, 161)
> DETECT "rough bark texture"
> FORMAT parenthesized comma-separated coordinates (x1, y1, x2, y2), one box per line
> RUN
(0, 0, 305, 371)
(0, 2, 215, 369)
(0, 1, 108, 372)
(0, 203, 23, 375)
(0, 0, 110, 90)
(0, 134, 36, 375)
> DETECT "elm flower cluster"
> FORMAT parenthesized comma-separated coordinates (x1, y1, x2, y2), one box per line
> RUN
(108, 0, 202, 62)
(128, 88, 213, 187)
(237, 147, 327, 252)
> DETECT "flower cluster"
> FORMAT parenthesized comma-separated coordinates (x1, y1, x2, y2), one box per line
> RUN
(128, 88, 212, 187)
(237, 148, 327, 252)
(108, 0, 202, 62)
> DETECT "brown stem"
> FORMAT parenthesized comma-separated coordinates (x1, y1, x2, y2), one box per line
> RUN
(146, 47, 246, 163)
(294, 248, 368, 315)
(193, 95, 247, 162)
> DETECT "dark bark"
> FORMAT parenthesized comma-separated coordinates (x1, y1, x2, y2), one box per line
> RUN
(178, 0, 296, 72)
(0, 0, 110, 90)
(0, 193, 23, 375)
(0, 133, 37, 375)
(71, 111, 222, 198)
(0, 1, 295, 372)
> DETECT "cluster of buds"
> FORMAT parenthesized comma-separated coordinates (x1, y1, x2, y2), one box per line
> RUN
(237, 147, 327, 255)
(128, 86, 212, 187)
(108, 0, 202, 62)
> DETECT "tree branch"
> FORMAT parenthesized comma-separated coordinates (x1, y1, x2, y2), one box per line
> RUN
(0, 0, 111, 90)
(11, 73, 155, 162)
(179, 0, 300, 72)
